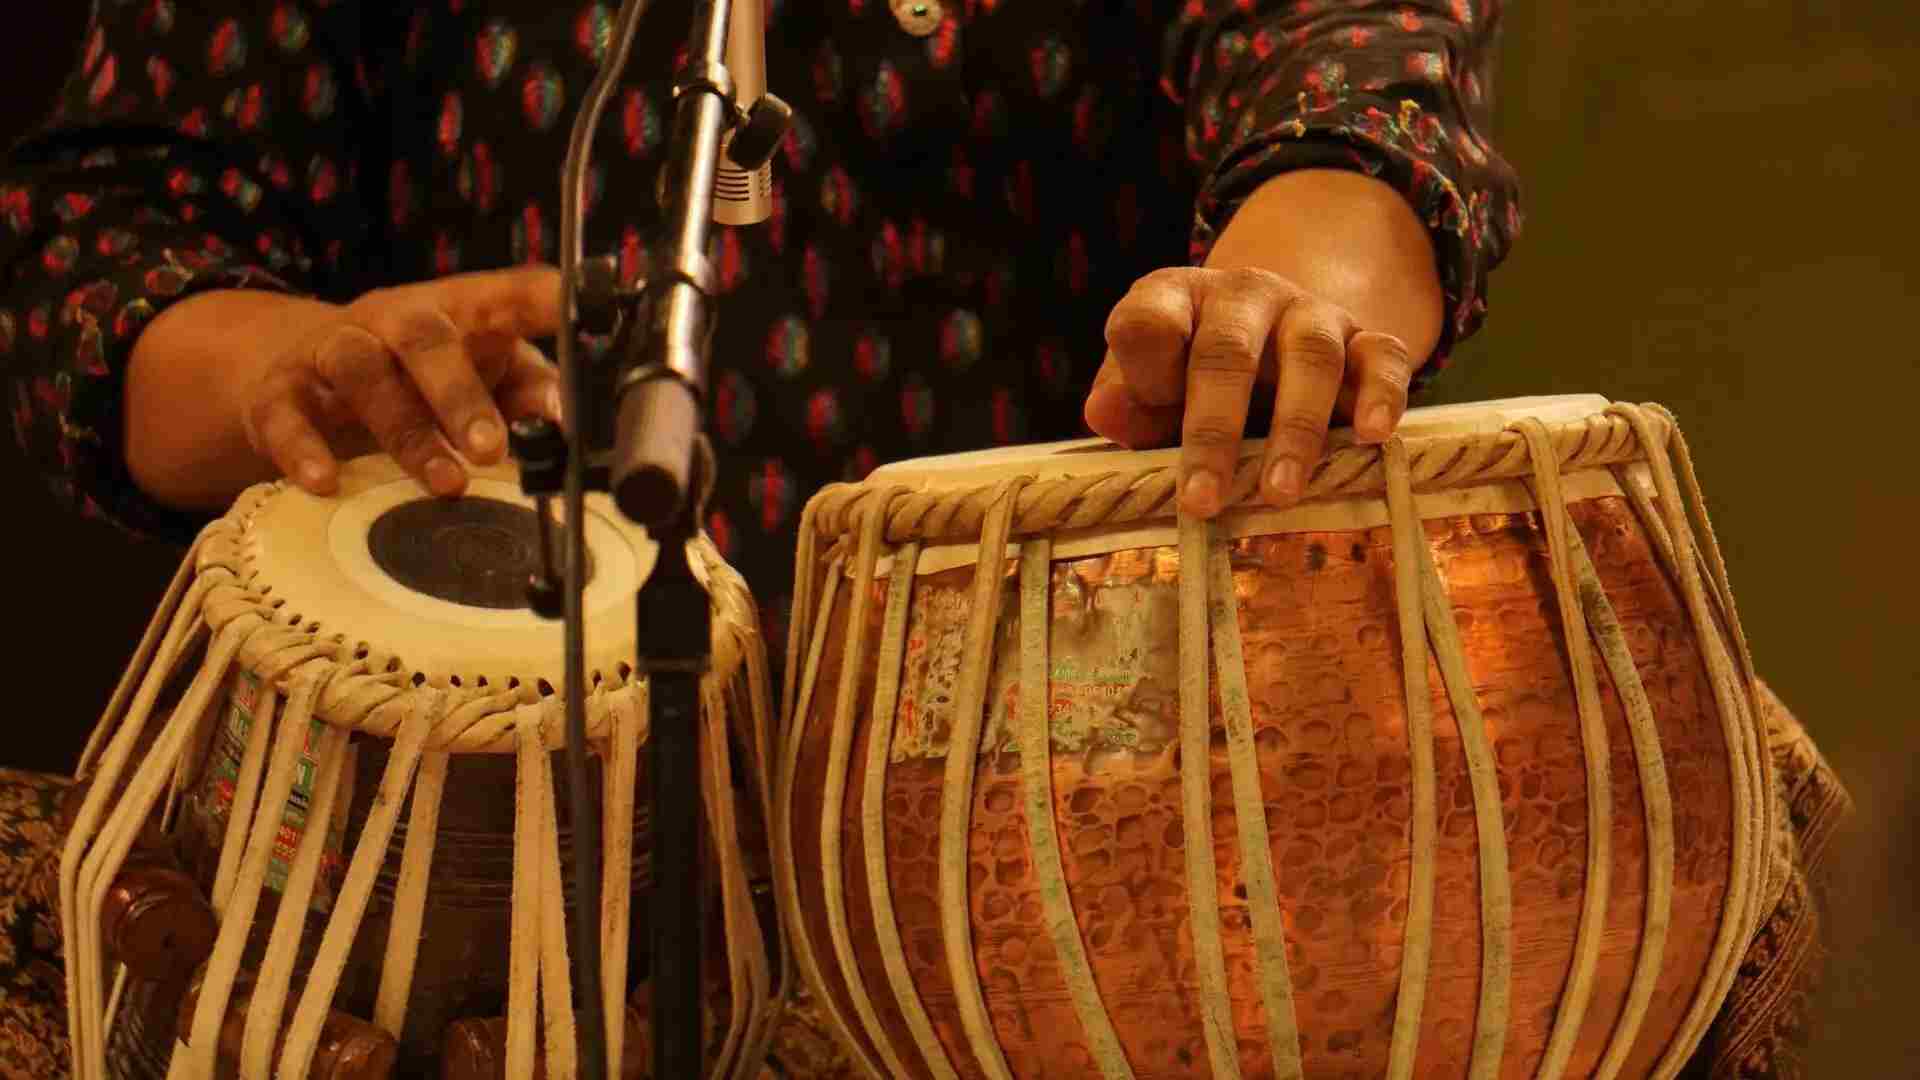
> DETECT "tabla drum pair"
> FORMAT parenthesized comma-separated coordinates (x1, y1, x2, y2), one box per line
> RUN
(57, 456, 784, 1079)
(59, 392, 1772, 1080)
(779, 395, 1775, 1080)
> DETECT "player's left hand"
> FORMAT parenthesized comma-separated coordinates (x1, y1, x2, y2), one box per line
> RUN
(1084, 264, 1414, 519)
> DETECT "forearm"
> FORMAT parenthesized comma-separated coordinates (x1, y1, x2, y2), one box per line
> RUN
(1168, 0, 1520, 375)
(1203, 168, 1445, 366)
(124, 290, 341, 512)
(0, 0, 375, 539)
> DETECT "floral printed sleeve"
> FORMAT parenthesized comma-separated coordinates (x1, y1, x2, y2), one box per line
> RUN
(0, 2, 373, 543)
(1164, 0, 1523, 382)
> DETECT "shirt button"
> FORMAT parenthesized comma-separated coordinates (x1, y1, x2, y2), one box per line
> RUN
(890, 0, 943, 36)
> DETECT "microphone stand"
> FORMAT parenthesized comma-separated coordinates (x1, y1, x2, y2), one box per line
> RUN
(512, 0, 789, 1076)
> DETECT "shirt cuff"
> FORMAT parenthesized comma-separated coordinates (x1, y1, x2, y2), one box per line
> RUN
(1189, 101, 1520, 388)
(28, 250, 296, 546)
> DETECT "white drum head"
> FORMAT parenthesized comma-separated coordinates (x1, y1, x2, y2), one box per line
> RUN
(241, 455, 664, 688)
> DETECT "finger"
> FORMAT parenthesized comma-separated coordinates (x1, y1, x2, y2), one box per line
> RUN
(1261, 298, 1355, 506)
(465, 330, 523, 391)
(495, 339, 563, 424)
(303, 378, 381, 459)
(431, 264, 565, 340)
(1083, 352, 1179, 448)
(1345, 330, 1413, 444)
(313, 324, 466, 496)
(359, 303, 506, 465)
(1178, 268, 1292, 517)
(309, 380, 358, 429)
(1104, 267, 1204, 408)
(242, 367, 339, 494)
(1334, 382, 1359, 427)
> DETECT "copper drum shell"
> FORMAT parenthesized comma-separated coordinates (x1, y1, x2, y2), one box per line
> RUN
(786, 497, 1741, 1077)
(102, 710, 768, 1080)
(61, 461, 780, 1080)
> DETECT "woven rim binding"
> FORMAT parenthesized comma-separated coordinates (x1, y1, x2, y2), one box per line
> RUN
(807, 406, 1664, 546)
(176, 479, 761, 754)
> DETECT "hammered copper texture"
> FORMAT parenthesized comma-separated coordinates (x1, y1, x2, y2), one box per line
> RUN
(788, 497, 1737, 1079)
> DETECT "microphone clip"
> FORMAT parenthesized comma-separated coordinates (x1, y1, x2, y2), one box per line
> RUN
(669, 52, 790, 174)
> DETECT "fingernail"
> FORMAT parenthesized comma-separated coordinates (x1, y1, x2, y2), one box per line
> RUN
(467, 417, 503, 456)
(425, 457, 463, 494)
(297, 460, 330, 490)
(1267, 459, 1304, 500)
(1362, 404, 1394, 437)
(545, 385, 564, 422)
(1182, 469, 1220, 516)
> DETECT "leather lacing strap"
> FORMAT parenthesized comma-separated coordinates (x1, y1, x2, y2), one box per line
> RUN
(1410, 526, 1513, 1079)
(706, 671, 769, 1080)
(505, 707, 549, 1077)
(860, 540, 958, 1079)
(1607, 415, 1767, 902)
(274, 692, 438, 1076)
(773, 552, 884, 1079)
(1382, 439, 1439, 1080)
(241, 715, 354, 1077)
(1175, 517, 1240, 1079)
(62, 559, 224, 1060)
(533, 706, 582, 1080)
(500, 703, 586, 1079)
(374, 737, 451, 1037)
(819, 493, 920, 1080)
(1511, 418, 1615, 1080)
(1566, 532, 1676, 1080)
(1647, 405, 1774, 921)
(1648, 404, 1758, 694)
(733, 622, 793, 1075)
(203, 672, 273, 911)
(69, 609, 257, 1080)
(937, 479, 1028, 1080)
(1204, 534, 1304, 1077)
(600, 686, 645, 1078)
(75, 527, 207, 780)
(784, 499, 826, 750)
(1606, 406, 1764, 1080)
(1018, 538, 1134, 1079)
(176, 660, 337, 1080)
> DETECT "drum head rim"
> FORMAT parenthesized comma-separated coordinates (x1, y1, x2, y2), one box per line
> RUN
(213, 455, 740, 694)
(867, 394, 1615, 488)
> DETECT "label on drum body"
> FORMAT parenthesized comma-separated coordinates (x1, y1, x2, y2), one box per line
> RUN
(192, 671, 347, 912)
(891, 552, 1184, 762)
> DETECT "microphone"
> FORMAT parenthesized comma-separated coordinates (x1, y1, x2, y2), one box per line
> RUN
(614, 0, 789, 530)
(712, 0, 771, 225)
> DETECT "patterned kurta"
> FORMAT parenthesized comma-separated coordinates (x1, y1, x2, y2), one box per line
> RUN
(0, 0, 1518, 637)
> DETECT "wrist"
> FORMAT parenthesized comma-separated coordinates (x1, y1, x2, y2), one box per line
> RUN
(126, 289, 340, 510)
(1204, 168, 1445, 363)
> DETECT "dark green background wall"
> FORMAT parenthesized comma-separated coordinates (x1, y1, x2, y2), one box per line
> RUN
(1433, 3, 1917, 1073)
(1, 1, 1910, 1072)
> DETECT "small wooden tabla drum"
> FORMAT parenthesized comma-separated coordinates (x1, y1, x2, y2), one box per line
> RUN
(58, 455, 784, 1080)
(779, 396, 1775, 1079)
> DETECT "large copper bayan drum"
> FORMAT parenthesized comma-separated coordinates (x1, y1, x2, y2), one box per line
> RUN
(780, 396, 1773, 1079)
(57, 456, 783, 1079)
